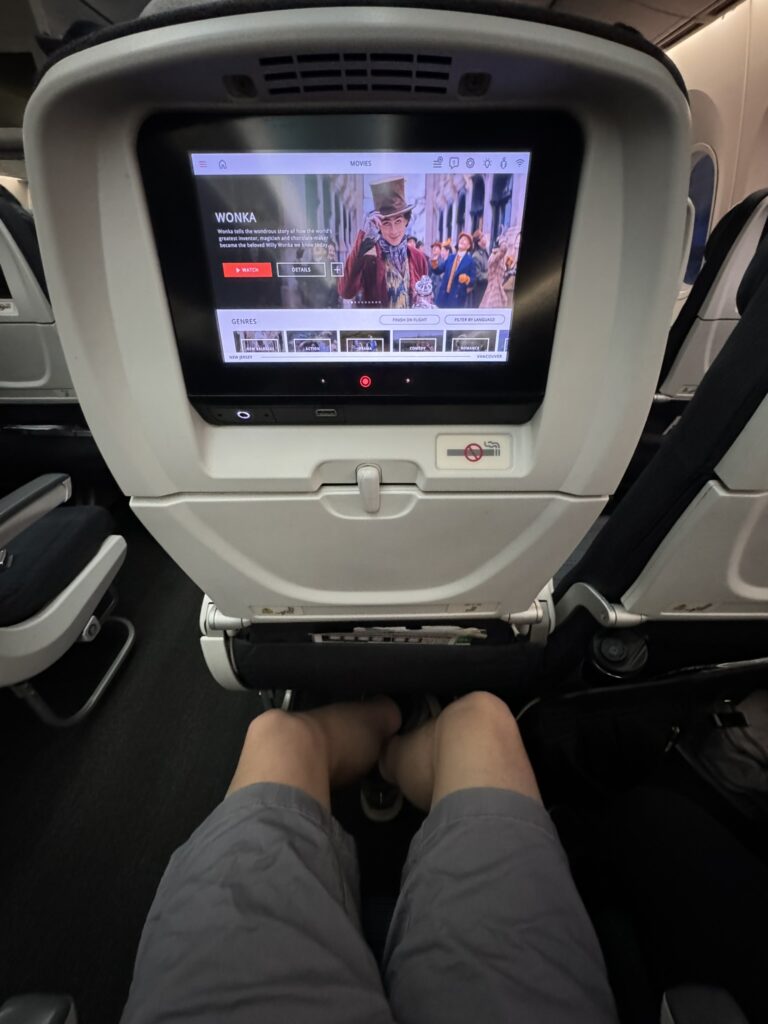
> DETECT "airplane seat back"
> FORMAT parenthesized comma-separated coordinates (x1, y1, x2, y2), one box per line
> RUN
(22, 1, 690, 686)
(556, 233, 768, 626)
(0, 192, 75, 404)
(659, 188, 768, 400)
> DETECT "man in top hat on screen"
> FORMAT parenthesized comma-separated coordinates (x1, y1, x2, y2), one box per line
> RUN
(339, 177, 429, 309)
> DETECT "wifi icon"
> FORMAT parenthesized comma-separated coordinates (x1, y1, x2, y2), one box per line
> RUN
(515, 158, 525, 167)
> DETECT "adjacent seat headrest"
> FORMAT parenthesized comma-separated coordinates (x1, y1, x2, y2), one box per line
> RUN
(660, 188, 768, 384)
(736, 234, 768, 316)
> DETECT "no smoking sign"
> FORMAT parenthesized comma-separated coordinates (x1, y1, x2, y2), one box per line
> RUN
(437, 435, 511, 470)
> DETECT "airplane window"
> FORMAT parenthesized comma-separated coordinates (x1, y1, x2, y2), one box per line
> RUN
(683, 147, 717, 285)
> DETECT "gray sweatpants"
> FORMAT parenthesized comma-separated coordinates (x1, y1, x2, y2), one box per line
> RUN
(121, 784, 618, 1024)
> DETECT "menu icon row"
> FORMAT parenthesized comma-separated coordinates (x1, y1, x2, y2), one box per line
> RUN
(233, 328, 511, 354)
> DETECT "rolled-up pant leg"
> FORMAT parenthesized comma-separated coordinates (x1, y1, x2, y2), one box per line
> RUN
(120, 783, 395, 1024)
(383, 787, 619, 1024)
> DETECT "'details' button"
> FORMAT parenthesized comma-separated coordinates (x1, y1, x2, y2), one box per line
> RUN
(359, 374, 373, 390)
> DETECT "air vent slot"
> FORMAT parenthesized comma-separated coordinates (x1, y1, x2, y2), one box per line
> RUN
(259, 52, 453, 96)
(371, 52, 413, 62)
(297, 52, 340, 63)
(300, 69, 343, 79)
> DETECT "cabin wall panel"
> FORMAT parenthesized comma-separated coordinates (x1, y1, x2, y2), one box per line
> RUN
(669, 0, 768, 214)
(733, 0, 768, 198)
(668, 2, 750, 221)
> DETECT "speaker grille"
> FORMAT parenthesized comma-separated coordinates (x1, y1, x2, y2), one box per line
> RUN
(258, 52, 453, 96)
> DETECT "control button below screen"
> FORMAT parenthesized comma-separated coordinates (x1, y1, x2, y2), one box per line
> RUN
(359, 375, 373, 389)
(205, 407, 276, 424)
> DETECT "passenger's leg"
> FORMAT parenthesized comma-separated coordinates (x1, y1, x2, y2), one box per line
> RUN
(381, 691, 619, 1024)
(227, 698, 401, 806)
(121, 699, 401, 1024)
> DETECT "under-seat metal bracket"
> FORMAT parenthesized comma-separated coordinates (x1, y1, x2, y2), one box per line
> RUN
(507, 582, 555, 644)
(556, 581, 646, 628)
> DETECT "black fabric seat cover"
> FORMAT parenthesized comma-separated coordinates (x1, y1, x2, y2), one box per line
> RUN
(0, 505, 113, 627)
(0, 195, 49, 301)
(736, 235, 768, 314)
(660, 189, 768, 383)
(555, 235, 768, 605)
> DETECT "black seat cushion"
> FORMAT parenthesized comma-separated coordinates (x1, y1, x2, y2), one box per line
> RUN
(0, 506, 114, 627)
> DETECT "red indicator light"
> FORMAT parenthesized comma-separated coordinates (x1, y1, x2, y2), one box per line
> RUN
(359, 375, 373, 389)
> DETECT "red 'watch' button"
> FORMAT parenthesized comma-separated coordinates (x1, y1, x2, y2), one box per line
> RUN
(359, 375, 373, 389)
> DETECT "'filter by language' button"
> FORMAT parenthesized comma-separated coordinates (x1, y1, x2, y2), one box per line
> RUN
(222, 262, 273, 278)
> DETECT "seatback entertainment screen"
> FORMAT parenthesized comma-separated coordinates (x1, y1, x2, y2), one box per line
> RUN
(190, 152, 531, 365)
(139, 110, 582, 421)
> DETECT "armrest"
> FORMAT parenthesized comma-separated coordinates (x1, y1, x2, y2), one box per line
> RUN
(661, 986, 750, 1024)
(0, 473, 72, 549)
(0, 995, 76, 1024)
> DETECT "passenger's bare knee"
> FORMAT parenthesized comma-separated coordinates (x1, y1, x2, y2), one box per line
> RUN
(245, 707, 288, 742)
(229, 708, 330, 802)
(244, 709, 325, 761)
(441, 692, 517, 733)
(449, 691, 512, 720)
(437, 692, 525, 755)
(431, 692, 539, 804)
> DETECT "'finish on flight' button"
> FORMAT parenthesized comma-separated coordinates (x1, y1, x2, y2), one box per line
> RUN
(222, 262, 273, 278)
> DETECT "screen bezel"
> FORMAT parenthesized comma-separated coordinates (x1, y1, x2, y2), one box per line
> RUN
(137, 110, 582, 408)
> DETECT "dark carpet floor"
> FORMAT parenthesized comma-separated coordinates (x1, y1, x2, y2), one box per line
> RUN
(0, 508, 265, 1023)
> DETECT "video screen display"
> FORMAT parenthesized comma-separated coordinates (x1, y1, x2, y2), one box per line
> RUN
(190, 151, 531, 365)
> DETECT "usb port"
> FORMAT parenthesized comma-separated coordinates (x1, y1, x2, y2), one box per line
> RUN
(315, 408, 338, 419)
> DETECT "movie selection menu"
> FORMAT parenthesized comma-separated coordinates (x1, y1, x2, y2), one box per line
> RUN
(230, 327, 510, 358)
